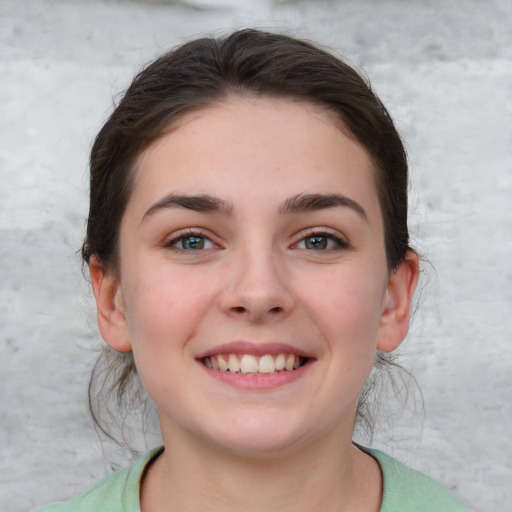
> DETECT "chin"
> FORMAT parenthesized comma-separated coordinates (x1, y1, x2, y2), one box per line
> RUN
(196, 413, 316, 458)
(216, 433, 304, 458)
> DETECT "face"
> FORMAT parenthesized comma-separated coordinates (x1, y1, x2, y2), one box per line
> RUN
(93, 97, 417, 456)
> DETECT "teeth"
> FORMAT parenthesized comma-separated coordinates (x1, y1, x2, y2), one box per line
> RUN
(275, 354, 286, 371)
(228, 354, 241, 373)
(204, 353, 304, 374)
(218, 354, 229, 372)
(240, 354, 258, 373)
(258, 355, 275, 373)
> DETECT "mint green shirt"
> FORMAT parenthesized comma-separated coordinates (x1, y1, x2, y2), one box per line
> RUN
(36, 446, 469, 511)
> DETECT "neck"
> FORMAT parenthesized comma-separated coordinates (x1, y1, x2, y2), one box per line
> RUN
(141, 425, 382, 512)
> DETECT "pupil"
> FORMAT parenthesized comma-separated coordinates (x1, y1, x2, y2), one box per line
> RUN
(306, 236, 327, 250)
(183, 236, 204, 250)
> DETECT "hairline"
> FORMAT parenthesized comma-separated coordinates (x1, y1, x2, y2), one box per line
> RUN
(105, 91, 388, 270)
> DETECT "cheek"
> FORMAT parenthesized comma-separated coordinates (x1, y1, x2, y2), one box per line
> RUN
(302, 267, 386, 353)
(293, 267, 387, 414)
(121, 266, 219, 408)
(123, 265, 217, 356)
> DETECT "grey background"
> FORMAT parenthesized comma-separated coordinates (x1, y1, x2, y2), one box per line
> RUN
(1, 1, 511, 510)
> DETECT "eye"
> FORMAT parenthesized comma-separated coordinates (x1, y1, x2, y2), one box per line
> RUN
(165, 232, 217, 251)
(295, 232, 348, 251)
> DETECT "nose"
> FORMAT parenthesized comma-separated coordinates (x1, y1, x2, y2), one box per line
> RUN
(220, 249, 295, 323)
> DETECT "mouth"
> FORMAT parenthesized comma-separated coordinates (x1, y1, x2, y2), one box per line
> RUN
(202, 353, 308, 375)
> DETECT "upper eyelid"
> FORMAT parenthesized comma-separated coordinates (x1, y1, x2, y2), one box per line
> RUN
(293, 227, 348, 242)
(163, 228, 218, 247)
(291, 228, 350, 250)
(161, 226, 349, 247)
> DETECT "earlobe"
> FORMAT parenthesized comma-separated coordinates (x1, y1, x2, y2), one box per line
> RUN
(89, 256, 132, 353)
(377, 251, 420, 353)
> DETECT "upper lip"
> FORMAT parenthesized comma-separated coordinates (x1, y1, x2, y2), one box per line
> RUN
(195, 341, 314, 359)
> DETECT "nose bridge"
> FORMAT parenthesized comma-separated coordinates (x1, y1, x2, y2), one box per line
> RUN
(222, 237, 293, 321)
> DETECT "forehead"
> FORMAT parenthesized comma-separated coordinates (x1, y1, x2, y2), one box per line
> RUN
(129, 96, 379, 217)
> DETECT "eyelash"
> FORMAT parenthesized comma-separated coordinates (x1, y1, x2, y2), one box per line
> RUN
(163, 229, 349, 253)
(293, 230, 349, 251)
(163, 230, 218, 252)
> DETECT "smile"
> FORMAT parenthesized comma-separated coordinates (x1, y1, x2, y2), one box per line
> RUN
(203, 353, 306, 375)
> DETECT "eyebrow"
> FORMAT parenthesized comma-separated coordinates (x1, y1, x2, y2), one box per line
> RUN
(280, 193, 368, 221)
(141, 192, 367, 224)
(141, 193, 234, 223)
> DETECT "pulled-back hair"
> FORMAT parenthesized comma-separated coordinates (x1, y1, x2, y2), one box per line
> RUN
(85, 29, 415, 445)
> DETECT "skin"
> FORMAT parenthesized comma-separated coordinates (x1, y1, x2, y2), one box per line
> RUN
(90, 97, 419, 512)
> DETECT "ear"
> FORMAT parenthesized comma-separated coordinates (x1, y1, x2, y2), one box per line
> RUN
(89, 256, 132, 353)
(377, 251, 420, 353)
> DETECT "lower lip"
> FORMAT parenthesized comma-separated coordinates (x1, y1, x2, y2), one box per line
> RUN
(198, 360, 312, 390)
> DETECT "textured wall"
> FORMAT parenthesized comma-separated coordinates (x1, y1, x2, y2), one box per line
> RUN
(1, 1, 511, 510)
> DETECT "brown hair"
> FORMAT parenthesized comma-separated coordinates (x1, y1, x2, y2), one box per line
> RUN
(85, 29, 415, 445)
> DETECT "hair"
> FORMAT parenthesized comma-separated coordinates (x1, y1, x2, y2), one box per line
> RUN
(84, 28, 415, 446)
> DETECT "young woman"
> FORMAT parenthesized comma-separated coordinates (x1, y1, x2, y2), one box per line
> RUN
(37, 29, 468, 512)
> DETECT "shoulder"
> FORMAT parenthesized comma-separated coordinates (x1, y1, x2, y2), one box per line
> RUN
(363, 447, 470, 512)
(34, 447, 164, 512)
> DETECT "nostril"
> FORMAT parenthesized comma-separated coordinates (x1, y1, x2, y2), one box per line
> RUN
(269, 306, 283, 314)
(233, 306, 246, 313)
